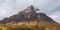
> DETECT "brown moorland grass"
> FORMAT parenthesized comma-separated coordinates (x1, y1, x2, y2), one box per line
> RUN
(0, 21, 60, 30)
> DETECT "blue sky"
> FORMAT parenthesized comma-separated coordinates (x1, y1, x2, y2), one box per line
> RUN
(0, 0, 60, 23)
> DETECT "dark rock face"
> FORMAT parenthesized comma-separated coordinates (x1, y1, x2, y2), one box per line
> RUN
(1, 5, 57, 24)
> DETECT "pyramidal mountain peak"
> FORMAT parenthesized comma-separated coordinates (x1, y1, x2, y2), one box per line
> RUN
(0, 5, 58, 24)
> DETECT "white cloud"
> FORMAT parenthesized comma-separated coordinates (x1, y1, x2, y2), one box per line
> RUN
(49, 15, 57, 19)
(49, 15, 60, 23)
(0, 10, 8, 16)
(49, 11, 60, 23)
(0, 0, 16, 18)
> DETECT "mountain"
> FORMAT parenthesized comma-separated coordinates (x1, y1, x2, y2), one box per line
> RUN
(0, 5, 60, 30)
(0, 5, 58, 24)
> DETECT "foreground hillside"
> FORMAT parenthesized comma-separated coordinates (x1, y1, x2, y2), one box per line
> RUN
(0, 21, 60, 30)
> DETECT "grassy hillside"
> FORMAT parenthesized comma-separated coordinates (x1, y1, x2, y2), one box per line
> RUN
(0, 21, 60, 30)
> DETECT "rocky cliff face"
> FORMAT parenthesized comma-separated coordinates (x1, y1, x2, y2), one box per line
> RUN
(1, 5, 57, 24)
